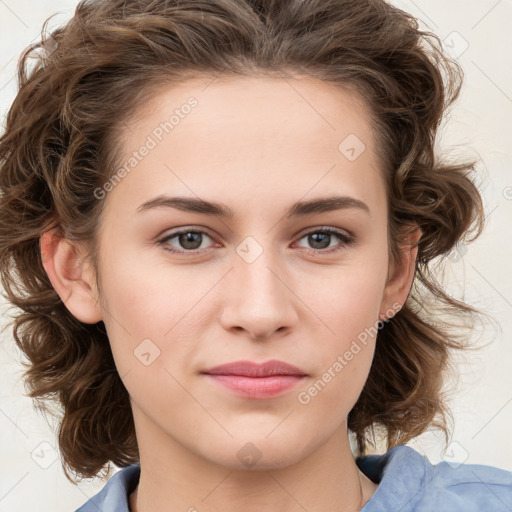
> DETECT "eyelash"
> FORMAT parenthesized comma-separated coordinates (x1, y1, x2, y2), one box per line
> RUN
(157, 226, 354, 257)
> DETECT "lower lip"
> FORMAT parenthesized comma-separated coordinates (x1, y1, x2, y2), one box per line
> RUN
(202, 374, 306, 399)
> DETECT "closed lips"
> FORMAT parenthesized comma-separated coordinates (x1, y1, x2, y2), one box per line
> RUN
(201, 360, 308, 377)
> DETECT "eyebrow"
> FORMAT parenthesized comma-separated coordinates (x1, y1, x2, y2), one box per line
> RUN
(136, 194, 370, 218)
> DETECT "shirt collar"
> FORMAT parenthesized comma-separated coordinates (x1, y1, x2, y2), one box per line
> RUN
(356, 444, 432, 511)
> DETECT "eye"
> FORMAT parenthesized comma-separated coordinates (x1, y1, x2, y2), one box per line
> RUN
(157, 226, 354, 256)
(294, 227, 354, 254)
(158, 228, 217, 255)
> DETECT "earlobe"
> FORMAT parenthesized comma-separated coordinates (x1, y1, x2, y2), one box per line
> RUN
(40, 229, 103, 324)
(379, 226, 422, 321)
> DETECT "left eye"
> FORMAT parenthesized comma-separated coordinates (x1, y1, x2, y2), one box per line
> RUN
(158, 227, 353, 255)
(294, 227, 353, 253)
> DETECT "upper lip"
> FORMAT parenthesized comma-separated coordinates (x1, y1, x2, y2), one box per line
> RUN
(201, 360, 308, 377)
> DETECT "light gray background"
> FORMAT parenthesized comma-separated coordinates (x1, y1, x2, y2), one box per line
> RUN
(0, 1, 511, 511)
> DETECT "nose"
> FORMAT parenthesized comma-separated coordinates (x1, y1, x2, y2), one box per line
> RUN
(219, 244, 299, 341)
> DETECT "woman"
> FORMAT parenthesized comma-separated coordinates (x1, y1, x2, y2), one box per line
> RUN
(0, 0, 510, 510)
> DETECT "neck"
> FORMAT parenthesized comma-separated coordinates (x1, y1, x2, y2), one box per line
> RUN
(129, 412, 376, 512)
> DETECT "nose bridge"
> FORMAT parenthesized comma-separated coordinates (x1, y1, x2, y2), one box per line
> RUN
(234, 234, 286, 302)
(220, 233, 297, 338)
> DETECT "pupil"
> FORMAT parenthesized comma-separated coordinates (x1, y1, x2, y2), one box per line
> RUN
(310, 233, 330, 249)
(180, 232, 201, 249)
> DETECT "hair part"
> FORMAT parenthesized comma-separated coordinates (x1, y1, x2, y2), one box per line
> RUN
(0, 0, 485, 482)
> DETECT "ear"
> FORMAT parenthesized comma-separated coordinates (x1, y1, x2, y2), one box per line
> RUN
(40, 229, 103, 324)
(379, 226, 422, 321)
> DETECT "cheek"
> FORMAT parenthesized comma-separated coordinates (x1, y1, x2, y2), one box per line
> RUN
(94, 251, 172, 375)
(294, 277, 383, 430)
(298, 254, 388, 396)
(305, 254, 388, 337)
(98, 249, 193, 331)
(95, 247, 224, 394)
(309, 279, 382, 398)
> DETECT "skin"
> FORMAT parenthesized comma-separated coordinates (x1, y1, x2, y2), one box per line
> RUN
(41, 74, 420, 512)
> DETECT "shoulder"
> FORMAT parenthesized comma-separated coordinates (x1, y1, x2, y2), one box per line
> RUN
(357, 444, 512, 512)
(424, 452, 512, 511)
(73, 464, 140, 512)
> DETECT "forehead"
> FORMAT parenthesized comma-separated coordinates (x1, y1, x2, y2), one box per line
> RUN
(132, 73, 378, 155)
(103, 74, 385, 219)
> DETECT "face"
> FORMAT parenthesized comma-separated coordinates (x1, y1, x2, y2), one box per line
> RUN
(91, 74, 403, 470)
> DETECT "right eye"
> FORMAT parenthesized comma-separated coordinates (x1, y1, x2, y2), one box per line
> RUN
(158, 228, 218, 255)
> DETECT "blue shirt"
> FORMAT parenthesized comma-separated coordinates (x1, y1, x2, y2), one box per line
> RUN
(74, 444, 512, 511)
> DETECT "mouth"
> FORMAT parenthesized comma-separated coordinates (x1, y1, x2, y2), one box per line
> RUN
(201, 359, 308, 377)
(200, 360, 308, 399)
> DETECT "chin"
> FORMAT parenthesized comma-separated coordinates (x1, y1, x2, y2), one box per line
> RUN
(198, 434, 314, 472)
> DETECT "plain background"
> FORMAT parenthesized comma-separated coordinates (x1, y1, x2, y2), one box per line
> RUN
(0, 1, 511, 510)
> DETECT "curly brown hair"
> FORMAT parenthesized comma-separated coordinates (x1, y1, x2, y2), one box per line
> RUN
(0, 0, 485, 483)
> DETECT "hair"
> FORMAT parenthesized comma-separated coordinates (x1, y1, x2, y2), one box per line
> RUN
(0, 0, 486, 483)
